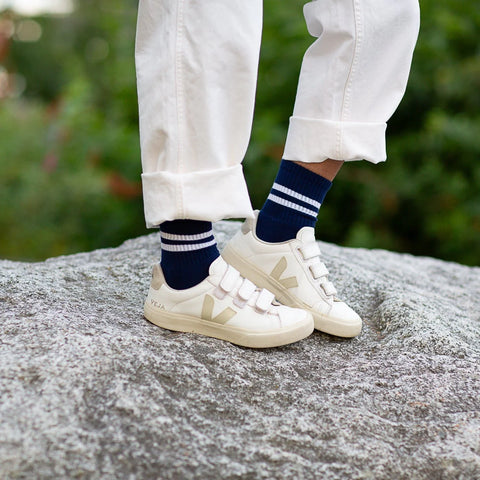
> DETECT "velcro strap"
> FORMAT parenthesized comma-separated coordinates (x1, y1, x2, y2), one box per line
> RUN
(220, 265, 240, 292)
(300, 243, 321, 260)
(237, 279, 256, 301)
(255, 289, 275, 312)
(321, 281, 337, 297)
(309, 262, 329, 279)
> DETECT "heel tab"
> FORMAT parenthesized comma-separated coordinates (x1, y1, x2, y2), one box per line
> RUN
(241, 220, 251, 235)
(241, 213, 257, 235)
(151, 264, 165, 290)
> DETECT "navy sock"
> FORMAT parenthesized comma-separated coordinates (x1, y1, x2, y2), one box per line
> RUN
(160, 220, 220, 290)
(256, 160, 332, 243)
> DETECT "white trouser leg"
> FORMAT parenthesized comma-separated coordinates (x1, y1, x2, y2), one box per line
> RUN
(136, 0, 262, 227)
(284, 0, 420, 164)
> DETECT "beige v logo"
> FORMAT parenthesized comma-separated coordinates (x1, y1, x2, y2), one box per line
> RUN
(201, 295, 236, 324)
(270, 257, 298, 289)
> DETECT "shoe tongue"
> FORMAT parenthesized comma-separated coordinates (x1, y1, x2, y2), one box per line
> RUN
(208, 255, 229, 279)
(296, 226, 316, 243)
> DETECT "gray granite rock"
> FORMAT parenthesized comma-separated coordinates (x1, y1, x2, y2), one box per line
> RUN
(0, 221, 479, 480)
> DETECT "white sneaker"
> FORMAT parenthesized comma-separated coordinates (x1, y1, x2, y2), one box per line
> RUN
(144, 256, 314, 348)
(221, 213, 362, 337)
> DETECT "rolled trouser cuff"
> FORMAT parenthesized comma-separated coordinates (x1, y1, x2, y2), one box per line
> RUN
(283, 116, 387, 164)
(141, 164, 253, 228)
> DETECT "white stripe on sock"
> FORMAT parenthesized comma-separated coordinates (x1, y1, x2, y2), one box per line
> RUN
(160, 230, 214, 242)
(272, 183, 321, 209)
(267, 194, 318, 218)
(161, 239, 217, 252)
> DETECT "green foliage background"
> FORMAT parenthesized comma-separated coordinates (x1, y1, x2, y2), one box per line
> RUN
(0, 0, 479, 264)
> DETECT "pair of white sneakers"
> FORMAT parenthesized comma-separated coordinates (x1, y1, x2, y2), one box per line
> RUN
(144, 213, 362, 348)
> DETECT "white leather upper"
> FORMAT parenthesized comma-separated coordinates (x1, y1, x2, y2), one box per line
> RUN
(147, 256, 312, 331)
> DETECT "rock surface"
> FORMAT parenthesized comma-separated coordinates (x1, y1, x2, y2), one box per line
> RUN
(1, 221, 479, 480)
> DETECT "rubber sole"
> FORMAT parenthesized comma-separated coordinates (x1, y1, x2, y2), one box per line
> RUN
(144, 301, 313, 349)
(222, 244, 362, 338)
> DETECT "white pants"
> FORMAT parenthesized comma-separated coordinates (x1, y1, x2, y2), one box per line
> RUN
(136, 0, 420, 228)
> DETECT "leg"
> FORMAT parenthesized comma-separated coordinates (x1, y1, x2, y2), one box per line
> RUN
(136, 0, 314, 347)
(136, 0, 263, 289)
(258, 0, 420, 242)
(223, 0, 420, 337)
(284, 0, 420, 164)
(136, 0, 261, 227)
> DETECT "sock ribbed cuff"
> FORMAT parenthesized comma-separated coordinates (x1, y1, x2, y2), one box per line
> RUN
(274, 160, 333, 206)
(256, 160, 333, 242)
(160, 220, 219, 289)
